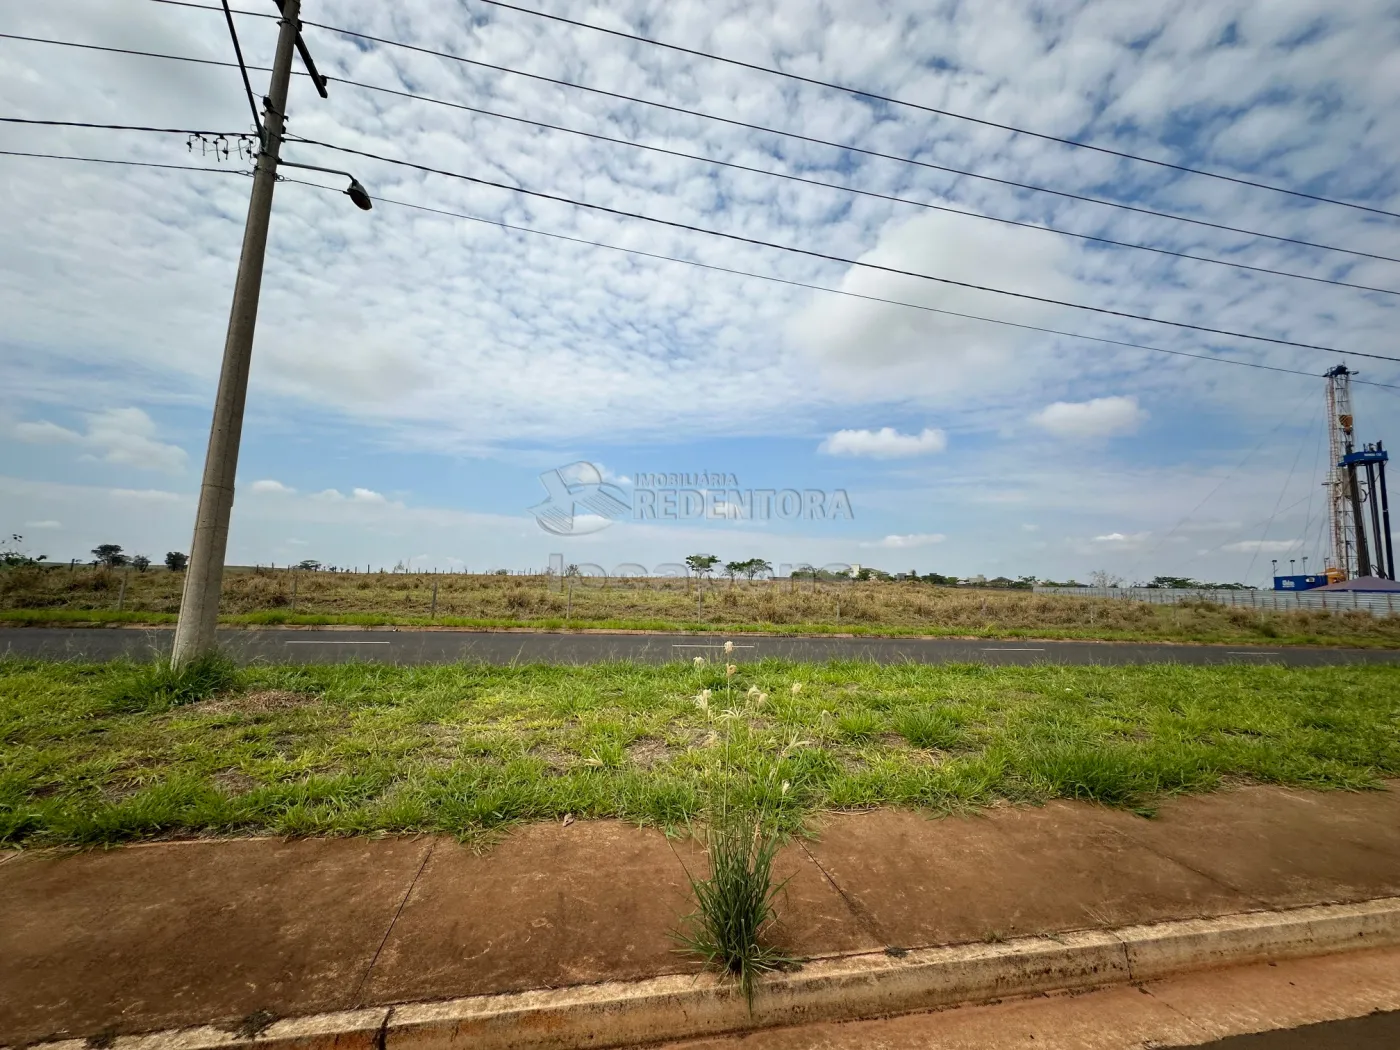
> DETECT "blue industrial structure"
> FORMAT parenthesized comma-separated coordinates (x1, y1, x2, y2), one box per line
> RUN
(1273, 574, 1330, 592)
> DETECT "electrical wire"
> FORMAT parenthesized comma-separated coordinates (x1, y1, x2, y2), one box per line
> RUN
(3, 140, 1394, 388)
(1176, 491, 1317, 576)
(1243, 397, 1321, 584)
(47, 25, 1400, 267)
(1297, 420, 1329, 573)
(1127, 385, 1322, 580)
(275, 174, 1400, 391)
(150, 0, 275, 15)
(296, 23, 1400, 267)
(287, 134, 1400, 363)
(468, 0, 1400, 222)
(149, 0, 1400, 221)
(220, 0, 263, 142)
(299, 75, 1400, 298)
(0, 116, 246, 136)
(0, 149, 251, 174)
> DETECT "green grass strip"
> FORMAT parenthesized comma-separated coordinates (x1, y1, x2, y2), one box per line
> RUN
(2, 658, 1397, 847)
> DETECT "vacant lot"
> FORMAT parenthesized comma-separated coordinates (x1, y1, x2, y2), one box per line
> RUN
(2, 657, 1396, 847)
(2, 566, 1398, 647)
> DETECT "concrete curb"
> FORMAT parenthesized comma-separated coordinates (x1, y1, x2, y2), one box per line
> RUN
(19, 897, 1400, 1050)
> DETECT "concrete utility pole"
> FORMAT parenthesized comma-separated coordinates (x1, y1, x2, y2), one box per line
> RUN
(171, 0, 303, 670)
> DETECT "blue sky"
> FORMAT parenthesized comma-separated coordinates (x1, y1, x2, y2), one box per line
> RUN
(2, 0, 1399, 584)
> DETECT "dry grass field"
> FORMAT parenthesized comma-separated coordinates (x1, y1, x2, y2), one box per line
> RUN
(2, 564, 1398, 647)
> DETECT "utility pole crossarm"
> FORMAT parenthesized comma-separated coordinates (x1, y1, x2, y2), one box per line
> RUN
(272, 0, 328, 97)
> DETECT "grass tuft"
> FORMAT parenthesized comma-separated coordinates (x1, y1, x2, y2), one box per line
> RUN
(676, 805, 791, 1009)
(895, 707, 964, 750)
(101, 652, 241, 714)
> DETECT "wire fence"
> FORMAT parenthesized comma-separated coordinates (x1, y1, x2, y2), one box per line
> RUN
(1033, 585, 1399, 618)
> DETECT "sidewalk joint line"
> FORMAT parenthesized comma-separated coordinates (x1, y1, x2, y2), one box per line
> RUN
(1111, 827, 1270, 910)
(797, 838, 888, 947)
(1138, 983, 1215, 1036)
(352, 840, 436, 1007)
(374, 1005, 393, 1050)
(1105, 925, 1137, 983)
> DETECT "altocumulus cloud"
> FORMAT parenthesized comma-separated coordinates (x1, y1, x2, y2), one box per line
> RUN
(820, 427, 947, 458)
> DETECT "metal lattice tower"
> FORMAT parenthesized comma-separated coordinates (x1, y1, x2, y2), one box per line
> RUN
(1325, 365, 1358, 579)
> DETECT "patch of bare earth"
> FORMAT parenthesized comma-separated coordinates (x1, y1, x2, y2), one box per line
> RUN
(626, 738, 670, 768)
(199, 689, 318, 715)
(214, 770, 258, 795)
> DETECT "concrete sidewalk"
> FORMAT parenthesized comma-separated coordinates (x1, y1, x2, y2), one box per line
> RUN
(3, 782, 1400, 1045)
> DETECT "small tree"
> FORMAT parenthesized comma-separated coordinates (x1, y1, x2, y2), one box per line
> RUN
(165, 551, 188, 571)
(1, 534, 46, 568)
(131, 555, 151, 572)
(1089, 569, 1123, 588)
(722, 560, 743, 587)
(686, 554, 719, 580)
(742, 558, 772, 581)
(296, 559, 322, 571)
(92, 544, 127, 568)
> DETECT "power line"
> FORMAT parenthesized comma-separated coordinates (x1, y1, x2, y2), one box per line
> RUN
(308, 75, 1399, 298)
(295, 22, 1400, 268)
(0, 116, 246, 136)
(287, 134, 1400, 364)
(12, 31, 1397, 289)
(42, 25, 1400, 268)
(149, 0, 275, 15)
(470, 0, 1400, 222)
(4, 142, 1397, 391)
(220, 0, 263, 142)
(0, 149, 250, 174)
(150, 0, 1400, 220)
(275, 174, 1400, 391)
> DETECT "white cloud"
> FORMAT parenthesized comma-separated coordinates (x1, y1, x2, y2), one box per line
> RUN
(1033, 397, 1148, 439)
(820, 427, 947, 458)
(860, 533, 947, 548)
(24, 520, 62, 529)
(1222, 539, 1302, 553)
(13, 408, 186, 473)
(1021, 523, 1040, 532)
(251, 479, 295, 494)
(311, 489, 345, 501)
(1093, 531, 1151, 544)
(108, 488, 184, 503)
(352, 487, 387, 503)
(14, 420, 82, 444)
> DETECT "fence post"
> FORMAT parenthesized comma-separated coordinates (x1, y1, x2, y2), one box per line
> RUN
(117, 571, 128, 612)
(290, 572, 297, 614)
(431, 578, 438, 620)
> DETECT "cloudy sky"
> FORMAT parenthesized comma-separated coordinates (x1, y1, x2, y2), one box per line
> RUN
(2, 0, 1398, 583)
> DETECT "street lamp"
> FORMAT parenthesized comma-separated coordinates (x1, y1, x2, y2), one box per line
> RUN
(278, 160, 373, 210)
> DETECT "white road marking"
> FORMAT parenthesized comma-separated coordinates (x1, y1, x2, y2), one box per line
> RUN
(981, 647, 1046, 651)
(283, 640, 392, 645)
(671, 643, 757, 649)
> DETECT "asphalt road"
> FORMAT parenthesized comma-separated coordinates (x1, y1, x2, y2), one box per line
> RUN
(1199, 1010, 1400, 1047)
(2, 627, 1398, 666)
